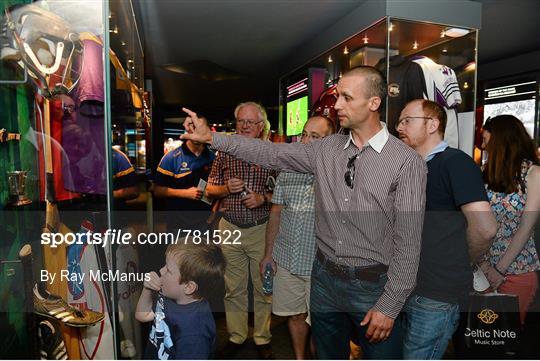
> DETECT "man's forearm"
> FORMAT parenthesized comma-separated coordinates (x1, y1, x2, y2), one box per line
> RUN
(206, 184, 229, 199)
(467, 228, 493, 263)
(113, 186, 139, 200)
(462, 201, 497, 263)
(264, 204, 282, 257)
(212, 133, 314, 174)
(154, 185, 188, 199)
(374, 156, 426, 319)
(374, 210, 424, 319)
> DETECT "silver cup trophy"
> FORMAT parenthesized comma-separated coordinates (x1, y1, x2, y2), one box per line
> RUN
(7, 171, 32, 206)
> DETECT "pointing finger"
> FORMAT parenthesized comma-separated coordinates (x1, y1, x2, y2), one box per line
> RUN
(182, 107, 197, 119)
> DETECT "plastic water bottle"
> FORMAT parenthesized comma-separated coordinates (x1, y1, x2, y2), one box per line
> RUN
(240, 186, 249, 198)
(262, 263, 273, 295)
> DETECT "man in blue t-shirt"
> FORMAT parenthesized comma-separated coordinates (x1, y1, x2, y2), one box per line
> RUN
(396, 99, 497, 359)
(112, 147, 139, 210)
(154, 117, 215, 232)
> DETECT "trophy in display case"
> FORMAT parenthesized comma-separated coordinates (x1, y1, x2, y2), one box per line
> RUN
(7, 170, 32, 206)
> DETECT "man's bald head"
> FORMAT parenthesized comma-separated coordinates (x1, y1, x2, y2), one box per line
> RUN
(342, 66, 387, 105)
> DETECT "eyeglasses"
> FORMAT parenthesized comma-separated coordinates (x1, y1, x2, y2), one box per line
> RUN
(344, 154, 358, 189)
(395, 116, 432, 130)
(236, 118, 263, 127)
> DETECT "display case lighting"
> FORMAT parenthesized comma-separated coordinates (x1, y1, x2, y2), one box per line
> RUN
(464, 61, 476, 72)
(443, 27, 469, 38)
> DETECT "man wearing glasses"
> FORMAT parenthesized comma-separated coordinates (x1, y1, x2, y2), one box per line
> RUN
(260, 115, 335, 359)
(206, 101, 275, 359)
(183, 66, 427, 359)
(396, 99, 496, 359)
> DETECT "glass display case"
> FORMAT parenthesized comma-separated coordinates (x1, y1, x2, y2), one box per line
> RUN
(0, 0, 149, 358)
(279, 17, 479, 155)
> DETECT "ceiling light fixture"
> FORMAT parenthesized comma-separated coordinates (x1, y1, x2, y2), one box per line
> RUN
(343, 46, 349, 55)
(464, 61, 476, 72)
(328, 55, 333, 63)
(463, 82, 469, 89)
(388, 22, 394, 32)
(440, 30, 445, 38)
(413, 41, 418, 50)
(444, 27, 470, 38)
(362, 35, 369, 44)
(442, 48, 448, 53)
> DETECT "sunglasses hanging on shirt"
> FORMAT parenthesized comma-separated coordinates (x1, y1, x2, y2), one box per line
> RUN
(344, 154, 359, 189)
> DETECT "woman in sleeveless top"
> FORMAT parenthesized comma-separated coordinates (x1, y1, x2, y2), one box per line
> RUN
(479, 115, 540, 324)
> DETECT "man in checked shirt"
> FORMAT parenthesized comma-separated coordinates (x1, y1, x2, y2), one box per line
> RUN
(260, 115, 335, 359)
(206, 101, 275, 359)
(183, 66, 427, 359)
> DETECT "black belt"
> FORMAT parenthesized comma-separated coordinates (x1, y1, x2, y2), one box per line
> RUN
(223, 215, 269, 229)
(316, 249, 388, 282)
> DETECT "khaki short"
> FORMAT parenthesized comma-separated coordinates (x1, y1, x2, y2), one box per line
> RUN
(272, 264, 311, 320)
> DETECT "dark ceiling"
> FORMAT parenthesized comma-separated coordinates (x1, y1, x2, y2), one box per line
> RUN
(133, 0, 540, 119)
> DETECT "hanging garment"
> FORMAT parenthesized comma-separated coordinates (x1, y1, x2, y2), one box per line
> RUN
(412, 56, 462, 148)
(376, 55, 426, 135)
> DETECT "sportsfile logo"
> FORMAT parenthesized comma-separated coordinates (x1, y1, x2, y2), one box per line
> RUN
(477, 309, 499, 325)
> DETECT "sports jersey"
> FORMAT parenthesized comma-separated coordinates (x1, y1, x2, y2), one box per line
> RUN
(376, 55, 426, 135)
(112, 148, 136, 189)
(71, 39, 104, 107)
(412, 56, 462, 148)
(155, 142, 215, 230)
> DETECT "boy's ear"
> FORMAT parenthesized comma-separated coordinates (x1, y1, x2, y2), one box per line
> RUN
(183, 280, 198, 296)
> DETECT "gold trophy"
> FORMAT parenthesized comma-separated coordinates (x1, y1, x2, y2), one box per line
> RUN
(7, 171, 32, 206)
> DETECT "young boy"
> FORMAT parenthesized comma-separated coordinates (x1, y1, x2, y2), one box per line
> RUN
(136, 240, 226, 360)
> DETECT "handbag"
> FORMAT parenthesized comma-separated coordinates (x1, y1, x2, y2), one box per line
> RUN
(454, 292, 521, 359)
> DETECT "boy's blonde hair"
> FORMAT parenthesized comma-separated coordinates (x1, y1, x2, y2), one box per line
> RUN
(166, 238, 226, 299)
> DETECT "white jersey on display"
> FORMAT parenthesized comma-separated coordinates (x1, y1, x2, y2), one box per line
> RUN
(412, 56, 462, 148)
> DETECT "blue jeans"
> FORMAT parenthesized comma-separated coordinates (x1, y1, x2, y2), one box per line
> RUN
(403, 295, 460, 359)
(310, 258, 403, 359)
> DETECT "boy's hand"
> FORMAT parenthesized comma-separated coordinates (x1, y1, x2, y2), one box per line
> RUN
(144, 271, 161, 291)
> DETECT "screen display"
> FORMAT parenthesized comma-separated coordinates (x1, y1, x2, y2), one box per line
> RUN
(484, 99, 536, 138)
(286, 96, 308, 136)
